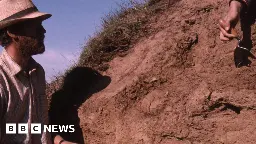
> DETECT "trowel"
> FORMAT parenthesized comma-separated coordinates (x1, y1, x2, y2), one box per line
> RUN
(219, 19, 256, 67)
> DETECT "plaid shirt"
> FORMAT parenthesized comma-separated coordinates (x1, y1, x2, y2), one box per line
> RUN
(0, 49, 51, 144)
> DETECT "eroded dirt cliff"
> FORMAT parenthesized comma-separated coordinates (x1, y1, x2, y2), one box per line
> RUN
(77, 0, 256, 143)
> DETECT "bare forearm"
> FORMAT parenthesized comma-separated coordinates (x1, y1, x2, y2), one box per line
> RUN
(219, 0, 244, 40)
(227, 1, 242, 25)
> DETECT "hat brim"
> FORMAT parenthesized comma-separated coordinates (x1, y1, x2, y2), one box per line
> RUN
(0, 11, 52, 30)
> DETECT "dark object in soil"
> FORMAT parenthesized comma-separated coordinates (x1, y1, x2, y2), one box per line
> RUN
(49, 67, 111, 144)
(234, 39, 256, 68)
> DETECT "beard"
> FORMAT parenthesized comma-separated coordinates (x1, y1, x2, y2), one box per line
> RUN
(17, 35, 45, 57)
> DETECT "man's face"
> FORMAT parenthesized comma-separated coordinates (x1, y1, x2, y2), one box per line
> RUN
(8, 19, 46, 57)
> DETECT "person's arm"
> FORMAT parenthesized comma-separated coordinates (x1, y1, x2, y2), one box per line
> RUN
(219, 0, 244, 41)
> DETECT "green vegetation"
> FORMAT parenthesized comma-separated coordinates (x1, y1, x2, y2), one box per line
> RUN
(47, 0, 172, 96)
(78, 0, 167, 71)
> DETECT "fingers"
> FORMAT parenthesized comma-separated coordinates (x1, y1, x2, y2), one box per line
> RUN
(219, 18, 237, 41)
(219, 25, 236, 40)
(220, 32, 230, 41)
(219, 19, 230, 31)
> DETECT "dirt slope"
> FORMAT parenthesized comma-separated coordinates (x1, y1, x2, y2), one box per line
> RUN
(78, 0, 256, 143)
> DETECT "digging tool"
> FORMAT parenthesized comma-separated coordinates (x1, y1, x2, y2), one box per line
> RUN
(232, 29, 256, 67)
(219, 19, 256, 67)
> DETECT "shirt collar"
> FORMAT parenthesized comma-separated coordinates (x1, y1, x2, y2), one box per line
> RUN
(0, 49, 38, 76)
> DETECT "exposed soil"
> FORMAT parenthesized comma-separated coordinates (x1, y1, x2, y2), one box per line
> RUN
(67, 0, 256, 143)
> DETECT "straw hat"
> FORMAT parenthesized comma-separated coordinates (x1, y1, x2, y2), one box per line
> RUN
(0, 0, 52, 30)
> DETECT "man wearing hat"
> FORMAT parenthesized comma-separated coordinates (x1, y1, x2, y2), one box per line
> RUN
(0, 0, 76, 144)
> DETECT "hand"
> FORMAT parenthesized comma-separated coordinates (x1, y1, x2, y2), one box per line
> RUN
(61, 141, 78, 144)
(219, 1, 242, 41)
(54, 135, 78, 144)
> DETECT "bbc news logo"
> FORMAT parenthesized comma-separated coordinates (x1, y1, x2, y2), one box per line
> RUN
(6, 123, 75, 134)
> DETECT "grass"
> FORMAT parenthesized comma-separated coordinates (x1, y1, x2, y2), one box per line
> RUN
(47, 0, 174, 97)
(77, 0, 166, 71)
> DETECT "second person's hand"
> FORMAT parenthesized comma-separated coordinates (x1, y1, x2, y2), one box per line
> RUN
(219, 0, 242, 41)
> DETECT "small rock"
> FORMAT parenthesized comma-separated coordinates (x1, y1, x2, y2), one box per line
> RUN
(98, 107, 103, 114)
(150, 77, 158, 83)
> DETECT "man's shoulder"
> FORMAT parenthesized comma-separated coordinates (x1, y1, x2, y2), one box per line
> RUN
(36, 62, 45, 73)
(31, 58, 45, 74)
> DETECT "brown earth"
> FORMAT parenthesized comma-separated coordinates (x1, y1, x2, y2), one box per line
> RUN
(71, 0, 256, 143)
